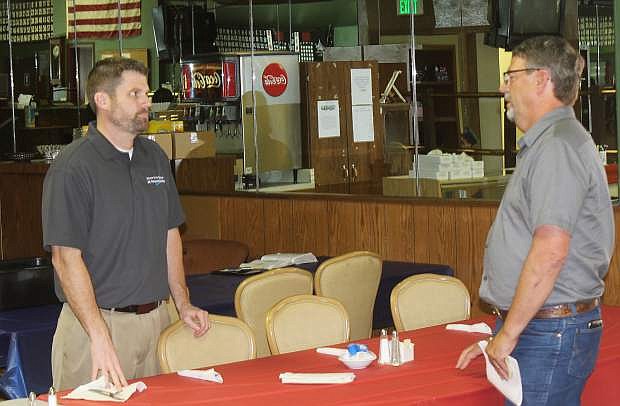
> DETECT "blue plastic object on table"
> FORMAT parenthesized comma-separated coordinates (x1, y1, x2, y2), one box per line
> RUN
(0, 304, 61, 399)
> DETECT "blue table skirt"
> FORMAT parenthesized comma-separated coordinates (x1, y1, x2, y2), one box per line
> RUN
(0, 304, 61, 399)
(187, 257, 454, 329)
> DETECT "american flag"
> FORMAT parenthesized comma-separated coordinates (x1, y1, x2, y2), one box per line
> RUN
(67, 0, 141, 39)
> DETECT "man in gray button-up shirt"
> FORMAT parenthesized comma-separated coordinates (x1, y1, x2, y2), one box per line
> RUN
(457, 36, 614, 405)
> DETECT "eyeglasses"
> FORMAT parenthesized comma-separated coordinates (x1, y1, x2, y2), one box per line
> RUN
(502, 68, 542, 86)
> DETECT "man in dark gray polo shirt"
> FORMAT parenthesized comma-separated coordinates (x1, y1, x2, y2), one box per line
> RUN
(42, 58, 209, 390)
(456, 36, 614, 405)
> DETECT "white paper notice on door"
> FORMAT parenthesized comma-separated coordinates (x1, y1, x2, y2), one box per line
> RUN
(352, 105, 374, 143)
(350, 68, 372, 106)
(317, 100, 340, 139)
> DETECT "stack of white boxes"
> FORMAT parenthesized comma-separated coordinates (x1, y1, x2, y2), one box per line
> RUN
(409, 152, 484, 180)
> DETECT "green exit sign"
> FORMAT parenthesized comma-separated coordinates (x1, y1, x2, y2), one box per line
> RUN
(398, 0, 423, 15)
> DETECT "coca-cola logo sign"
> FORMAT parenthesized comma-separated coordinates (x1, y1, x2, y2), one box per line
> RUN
(262, 63, 288, 97)
(192, 71, 221, 89)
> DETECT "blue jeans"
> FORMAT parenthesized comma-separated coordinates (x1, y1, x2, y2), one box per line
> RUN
(494, 306, 602, 406)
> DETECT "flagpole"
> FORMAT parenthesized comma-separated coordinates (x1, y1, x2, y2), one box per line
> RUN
(7, 0, 16, 153)
(117, 0, 123, 54)
(71, 0, 81, 127)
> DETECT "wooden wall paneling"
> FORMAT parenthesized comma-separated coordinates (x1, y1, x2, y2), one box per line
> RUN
(454, 205, 475, 283)
(469, 206, 496, 316)
(179, 195, 221, 239)
(358, 201, 385, 255)
(0, 173, 46, 259)
(219, 197, 265, 259)
(382, 202, 416, 262)
(290, 199, 330, 256)
(426, 205, 458, 271)
(327, 200, 361, 256)
(603, 208, 620, 306)
(412, 204, 457, 265)
(263, 198, 294, 254)
(412, 205, 431, 263)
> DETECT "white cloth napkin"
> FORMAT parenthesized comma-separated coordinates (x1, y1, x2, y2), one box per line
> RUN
(446, 322, 493, 335)
(478, 340, 523, 406)
(0, 400, 47, 405)
(177, 368, 223, 383)
(316, 347, 348, 357)
(279, 372, 355, 384)
(62, 376, 146, 402)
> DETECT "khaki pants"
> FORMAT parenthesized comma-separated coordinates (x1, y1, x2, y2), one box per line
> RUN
(52, 303, 171, 391)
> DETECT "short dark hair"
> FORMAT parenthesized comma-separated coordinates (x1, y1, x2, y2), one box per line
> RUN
(86, 57, 148, 113)
(512, 36, 584, 105)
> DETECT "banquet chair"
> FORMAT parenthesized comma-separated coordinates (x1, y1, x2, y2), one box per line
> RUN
(157, 315, 256, 373)
(234, 267, 313, 357)
(314, 251, 382, 340)
(391, 273, 471, 331)
(266, 294, 350, 355)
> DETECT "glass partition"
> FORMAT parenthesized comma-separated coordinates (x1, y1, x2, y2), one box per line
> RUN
(0, 1, 615, 203)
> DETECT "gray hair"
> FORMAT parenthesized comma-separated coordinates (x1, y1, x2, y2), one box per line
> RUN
(512, 36, 584, 105)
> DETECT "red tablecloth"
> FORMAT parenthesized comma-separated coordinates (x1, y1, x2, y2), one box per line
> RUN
(49, 305, 620, 405)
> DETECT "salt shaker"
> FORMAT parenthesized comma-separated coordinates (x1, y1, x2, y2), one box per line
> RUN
(48, 386, 57, 406)
(390, 330, 401, 366)
(378, 328, 390, 364)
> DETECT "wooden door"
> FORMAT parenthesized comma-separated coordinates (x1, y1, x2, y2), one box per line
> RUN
(339, 61, 384, 194)
(301, 62, 350, 193)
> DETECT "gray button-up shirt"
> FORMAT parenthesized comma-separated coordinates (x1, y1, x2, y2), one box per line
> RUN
(479, 106, 614, 310)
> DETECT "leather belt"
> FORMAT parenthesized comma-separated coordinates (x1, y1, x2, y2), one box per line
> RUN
(102, 301, 162, 315)
(493, 298, 600, 320)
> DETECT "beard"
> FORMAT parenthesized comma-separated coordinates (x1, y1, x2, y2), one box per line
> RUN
(110, 109, 149, 134)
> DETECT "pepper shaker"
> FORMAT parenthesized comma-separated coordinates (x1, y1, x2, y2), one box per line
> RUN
(390, 330, 401, 366)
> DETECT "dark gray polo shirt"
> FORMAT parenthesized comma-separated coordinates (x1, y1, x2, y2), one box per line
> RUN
(42, 123, 185, 308)
(480, 106, 614, 310)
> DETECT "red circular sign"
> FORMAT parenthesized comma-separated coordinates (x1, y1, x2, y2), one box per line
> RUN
(262, 63, 288, 97)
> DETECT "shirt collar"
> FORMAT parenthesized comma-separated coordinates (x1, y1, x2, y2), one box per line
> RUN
(87, 121, 143, 161)
(517, 106, 576, 150)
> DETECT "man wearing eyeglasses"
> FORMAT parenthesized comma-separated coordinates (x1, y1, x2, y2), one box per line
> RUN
(457, 36, 614, 405)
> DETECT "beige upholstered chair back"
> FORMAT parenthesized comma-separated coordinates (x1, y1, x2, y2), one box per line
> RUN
(157, 315, 256, 373)
(266, 294, 350, 355)
(234, 267, 313, 357)
(391, 273, 471, 331)
(314, 251, 382, 340)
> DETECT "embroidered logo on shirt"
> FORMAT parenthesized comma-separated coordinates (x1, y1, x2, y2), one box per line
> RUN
(146, 176, 166, 185)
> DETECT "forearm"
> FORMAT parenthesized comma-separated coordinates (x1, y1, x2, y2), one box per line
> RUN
(500, 225, 570, 340)
(166, 228, 190, 311)
(51, 245, 109, 339)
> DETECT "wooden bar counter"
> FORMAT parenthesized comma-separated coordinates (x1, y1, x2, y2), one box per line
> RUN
(1, 161, 619, 317)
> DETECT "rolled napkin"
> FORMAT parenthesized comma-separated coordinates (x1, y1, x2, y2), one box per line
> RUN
(446, 322, 493, 335)
(63, 376, 146, 402)
(478, 340, 522, 406)
(177, 368, 224, 384)
(279, 372, 355, 384)
(316, 347, 348, 357)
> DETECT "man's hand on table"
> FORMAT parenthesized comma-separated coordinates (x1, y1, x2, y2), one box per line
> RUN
(90, 332, 128, 389)
(179, 303, 210, 337)
(456, 329, 517, 380)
